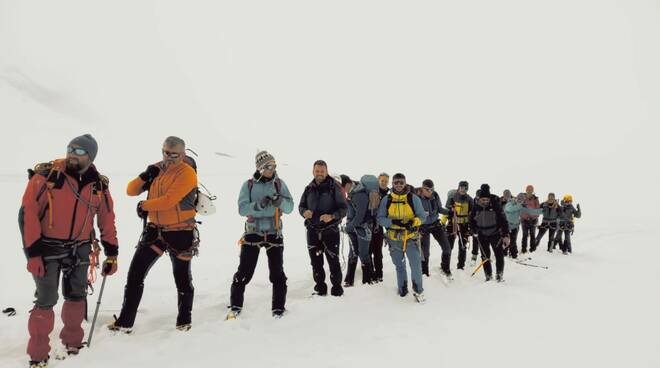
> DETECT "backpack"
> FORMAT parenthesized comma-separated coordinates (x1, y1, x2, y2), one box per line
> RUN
(184, 152, 217, 216)
(359, 175, 381, 215)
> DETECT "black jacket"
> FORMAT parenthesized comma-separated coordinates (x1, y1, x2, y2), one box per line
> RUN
(298, 176, 347, 228)
(469, 195, 509, 237)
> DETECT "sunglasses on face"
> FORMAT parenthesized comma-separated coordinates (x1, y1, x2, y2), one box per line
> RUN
(393, 180, 406, 185)
(67, 146, 88, 156)
(162, 150, 182, 158)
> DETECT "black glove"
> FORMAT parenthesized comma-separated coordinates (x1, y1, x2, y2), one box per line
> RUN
(576, 204, 581, 211)
(271, 194, 283, 207)
(139, 165, 160, 183)
(391, 219, 406, 227)
(259, 196, 273, 209)
(136, 201, 148, 219)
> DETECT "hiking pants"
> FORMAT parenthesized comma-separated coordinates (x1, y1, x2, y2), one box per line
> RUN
(116, 230, 195, 328)
(420, 222, 451, 275)
(230, 233, 287, 313)
(477, 234, 505, 277)
(387, 238, 423, 295)
(307, 227, 342, 294)
(521, 218, 537, 252)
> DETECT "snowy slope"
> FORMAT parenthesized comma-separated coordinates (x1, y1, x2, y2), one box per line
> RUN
(1, 1, 659, 367)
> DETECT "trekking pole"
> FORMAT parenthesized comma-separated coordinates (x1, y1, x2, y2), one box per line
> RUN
(86, 273, 107, 347)
(340, 226, 347, 271)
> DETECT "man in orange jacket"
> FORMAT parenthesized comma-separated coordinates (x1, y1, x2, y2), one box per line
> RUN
(109, 136, 198, 333)
(19, 134, 119, 367)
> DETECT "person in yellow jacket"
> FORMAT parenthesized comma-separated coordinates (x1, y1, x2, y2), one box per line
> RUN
(377, 173, 427, 302)
(110, 136, 198, 333)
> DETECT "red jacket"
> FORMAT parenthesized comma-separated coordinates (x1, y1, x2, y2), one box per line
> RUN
(19, 159, 119, 257)
(520, 195, 540, 221)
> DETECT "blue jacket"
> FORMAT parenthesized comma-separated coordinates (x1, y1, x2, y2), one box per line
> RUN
(504, 202, 543, 230)
(416, 189, 449, 225)
(238, 172, 294, 235)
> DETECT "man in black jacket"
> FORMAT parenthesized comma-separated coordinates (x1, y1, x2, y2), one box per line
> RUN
(299, 160, 348, 296)
(469, 184, 510, 282)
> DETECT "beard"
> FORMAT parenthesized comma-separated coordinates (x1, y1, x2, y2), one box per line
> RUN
(66, 158, 88, 173)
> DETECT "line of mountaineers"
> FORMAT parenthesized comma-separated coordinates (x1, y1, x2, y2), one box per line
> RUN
(18, 135, 582, 368)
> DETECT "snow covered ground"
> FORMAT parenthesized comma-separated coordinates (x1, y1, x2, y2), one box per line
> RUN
(1, 1, 659, 367)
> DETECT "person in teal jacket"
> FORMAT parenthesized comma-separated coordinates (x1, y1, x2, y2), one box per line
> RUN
(228, 151, 294, 319)
(504, 193, 543, 259)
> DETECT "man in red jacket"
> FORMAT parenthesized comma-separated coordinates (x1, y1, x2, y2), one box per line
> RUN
(520, 185, 541, 253)
(19, 134, 119, 368)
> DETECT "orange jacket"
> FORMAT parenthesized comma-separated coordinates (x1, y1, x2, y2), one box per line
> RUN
(19, 159, 119, 257)
(127, 161, 197, 229)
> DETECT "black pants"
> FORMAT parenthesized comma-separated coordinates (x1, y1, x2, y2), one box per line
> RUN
(420, 222, 451, 274)
(117, 230, 195, 328)
(307, 228, 342, 294)
(230, 234, 287, 312)
(555, 222, 574, 252)
(477, 234, 505, 277)
(504, 227, 519, 258)
(521, 219, 537, 252)
(447, 222, 476, 269)
(369, 227, 384, 280)
(536, 222, 558, 250)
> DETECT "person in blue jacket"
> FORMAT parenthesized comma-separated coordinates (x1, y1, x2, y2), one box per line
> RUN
(504, 193, 543, 259)
(377, 173, 427, 302)
(228, 151, 294, 319)
(415, 179, 452, 278)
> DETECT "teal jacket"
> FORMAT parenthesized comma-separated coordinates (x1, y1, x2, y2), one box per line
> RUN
(504, 202, 543, 231)
(238, 172, 294, 235)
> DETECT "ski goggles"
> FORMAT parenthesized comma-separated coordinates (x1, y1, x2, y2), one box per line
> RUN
(393, 180, 406, 186)
(162, 150, 182, 158)
(262, 164, 277, 171)
(67, 146, 88, 156)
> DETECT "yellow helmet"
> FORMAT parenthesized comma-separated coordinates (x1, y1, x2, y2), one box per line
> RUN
(563, 194, 573, 202)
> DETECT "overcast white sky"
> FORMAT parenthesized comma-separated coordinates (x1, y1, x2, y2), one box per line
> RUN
(1, 0, 658, 219)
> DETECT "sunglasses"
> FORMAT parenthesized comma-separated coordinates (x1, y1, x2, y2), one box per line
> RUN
(162, 150, 182, 158)
(67, 146, 88, 156)
(393, 180, 406, 185)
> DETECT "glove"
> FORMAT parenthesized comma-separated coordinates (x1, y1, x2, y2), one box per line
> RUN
(391, 219, 406, 227)
(271, 194, 283, 207)
(27, 256, 45, 277)
(412, 217, 422, 228)
(102, 257, 118, 276)
(259, 196, 272, 209)
(136, 201, 148, 219)
(576, 204, 581, 211)
(139, 165, 160, 183)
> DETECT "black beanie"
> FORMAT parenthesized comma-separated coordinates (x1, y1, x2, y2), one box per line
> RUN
(340, 175, 352, 187)
(458, 180, 468, 189)
(480, 184, 491, 197)
(422, 179, 434, 189)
